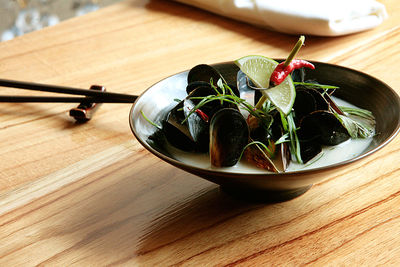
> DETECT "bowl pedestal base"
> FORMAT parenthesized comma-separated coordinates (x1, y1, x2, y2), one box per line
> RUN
(220, 184, 313, 203)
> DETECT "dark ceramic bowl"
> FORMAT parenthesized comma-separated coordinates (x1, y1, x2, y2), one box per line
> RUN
(129, 61, 400, 201)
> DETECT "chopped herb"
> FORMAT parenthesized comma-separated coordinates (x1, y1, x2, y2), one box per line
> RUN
(335, 106, 375, 139)
(294, 82, 339, 90)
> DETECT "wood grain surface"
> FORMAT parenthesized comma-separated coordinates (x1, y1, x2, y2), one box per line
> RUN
(0, 0, 399, 265)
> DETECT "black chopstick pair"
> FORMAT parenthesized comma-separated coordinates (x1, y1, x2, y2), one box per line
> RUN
(0, 79, 138, 103)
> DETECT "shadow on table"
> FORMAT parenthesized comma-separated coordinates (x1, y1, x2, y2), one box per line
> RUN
(87, 161, 307, 265)
(47, 150, 312, 265)
(129, 172, 308, 265)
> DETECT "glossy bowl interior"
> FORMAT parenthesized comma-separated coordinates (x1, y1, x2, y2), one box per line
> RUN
(129, 61, 400, 201)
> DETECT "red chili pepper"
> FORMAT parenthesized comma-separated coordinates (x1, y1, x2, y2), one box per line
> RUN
(187, 106, 209, 122)
(195, 109, 209, 122)
(270, 59, 315, 86)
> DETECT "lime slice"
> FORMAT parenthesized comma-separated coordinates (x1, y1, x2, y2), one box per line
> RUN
(234, 55, 296, 115)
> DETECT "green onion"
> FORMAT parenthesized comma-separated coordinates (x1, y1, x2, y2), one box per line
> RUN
(287, 112, 303, 164)
(340, 106, 374, 120)
(294, 82, 339, 90)
(140, 110, 162, 129)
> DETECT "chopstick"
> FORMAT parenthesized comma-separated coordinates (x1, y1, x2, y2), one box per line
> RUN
(0, 79, 138, 103)
(0, 96, 136, 103)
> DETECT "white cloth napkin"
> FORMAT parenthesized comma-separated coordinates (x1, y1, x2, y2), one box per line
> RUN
(173, 0, 388, 36)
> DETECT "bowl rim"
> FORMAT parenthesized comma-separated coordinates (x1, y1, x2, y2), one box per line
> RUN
(129, 60, 400, 178)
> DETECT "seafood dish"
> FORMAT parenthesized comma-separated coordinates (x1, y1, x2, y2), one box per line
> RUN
(142, 37, 376, 173)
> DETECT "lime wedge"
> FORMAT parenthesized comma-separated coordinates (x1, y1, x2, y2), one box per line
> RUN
(234, 55, 296, 115)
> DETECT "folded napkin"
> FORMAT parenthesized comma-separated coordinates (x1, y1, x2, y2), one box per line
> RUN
(173, 0, 388, 36)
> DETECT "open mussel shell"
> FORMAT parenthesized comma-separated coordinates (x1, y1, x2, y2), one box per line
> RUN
(210, 108, 249, 167)
(244, 114, 282, 172)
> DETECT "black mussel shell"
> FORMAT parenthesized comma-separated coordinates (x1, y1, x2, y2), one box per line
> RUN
(164, 86, 215, 152)
(293, 89, 317, 124)
(186, 81, 210, 95)
(300, 141, 322, 163)
(247, 114, 273, 142)
(210, 108, 249, 167)
(165, 102, 190, 139)
(298, 110, 350, 146)
(212, 63, 240, 86)
(268, 122, 291, 172)
(164, 102, 197, 151)
(163, 121, 197, 151)
(254, 87, 263, 105)
(243, 127, 290, 173)
(269, 110, 284, 141)
(188, 66, 239, 96)
(188, 63, 239, 86)
(183, 98, 209, 151)
(307, 88, 329, 111)
(188, 64, 222, 85)
(295, 86, 329, 111)
(293, 87, 330, 125)
(226, 83, 240, 97)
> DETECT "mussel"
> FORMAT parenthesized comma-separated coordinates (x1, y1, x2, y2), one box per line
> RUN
(186, 81, 210, 95)
(188, 64, 224, 85)
(293, 87, 329, 124)
(241, 112, 292, 172)
(210, 108, 249, 167)
(164, 101, 197, 151)
(183, 84, 234, 151)
(187, 64, 240, 96)
(243, 114, 278, 172)
(298, 110, 350, 146)
(291, 84, 351, 163)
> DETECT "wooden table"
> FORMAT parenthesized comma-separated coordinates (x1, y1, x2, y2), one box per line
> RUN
(1, 0, 399, 265)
